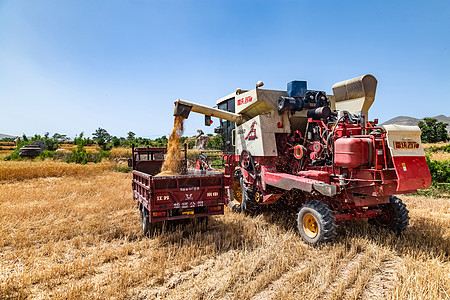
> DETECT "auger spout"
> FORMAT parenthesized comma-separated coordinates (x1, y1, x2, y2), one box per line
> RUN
(174, 99, 246, 124)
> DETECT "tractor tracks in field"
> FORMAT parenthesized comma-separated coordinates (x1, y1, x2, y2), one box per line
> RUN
(324, 250, 399, 300)
(250, 247, 400, 300)
(136, 258, 217, 299)
(360, 257, 400, 300)
(250, 263, 309, 300)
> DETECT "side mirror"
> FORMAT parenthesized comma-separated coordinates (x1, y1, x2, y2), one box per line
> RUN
(127, 158, 132, 168)
(205, 115, 212, 126)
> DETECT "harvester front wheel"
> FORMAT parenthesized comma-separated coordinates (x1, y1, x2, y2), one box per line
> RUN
(369, 195, 409, 233)
(297, 200, 336, 245)
(239, 177, 260, 215)
(230, 177, 260, 215)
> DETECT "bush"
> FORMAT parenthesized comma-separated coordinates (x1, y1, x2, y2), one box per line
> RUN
(210, 158, 224, 169)
(207, 134, 223, 150)
(66, 148, 89, 165)
(426, 155, 450, 183)
(66, 149, 104, 164)
(39, 150, 54, 160)
(114, 165, 132, 173)
(111, 136, 121, 147)
(4, 151, 22, 161)
(427, 144, 450, 153)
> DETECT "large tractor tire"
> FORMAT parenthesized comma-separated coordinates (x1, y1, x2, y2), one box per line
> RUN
(368, 195, 409, 233)
(229, 177, 260, 215)
(297, 200, 336, 245)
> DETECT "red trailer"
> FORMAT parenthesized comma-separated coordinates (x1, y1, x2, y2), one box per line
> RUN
(130, 146, 225, 234)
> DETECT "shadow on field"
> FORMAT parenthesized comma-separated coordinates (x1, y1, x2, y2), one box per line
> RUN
(258, 209, 449, 260)
(143, 216, 263, 255)
(338, 218, 449, 259)
(137, 207, 449, 260)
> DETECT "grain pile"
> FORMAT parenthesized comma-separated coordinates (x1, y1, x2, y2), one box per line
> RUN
(157, 116, 186, 176)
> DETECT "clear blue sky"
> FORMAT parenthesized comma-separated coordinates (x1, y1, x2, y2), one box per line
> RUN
(1, 0, 449, 139)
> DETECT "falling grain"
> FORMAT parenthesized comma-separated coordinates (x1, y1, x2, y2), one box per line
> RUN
(157, 115, 186, 176)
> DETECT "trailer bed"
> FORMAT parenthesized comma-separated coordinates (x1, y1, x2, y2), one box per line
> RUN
(133, 168, 225, 224)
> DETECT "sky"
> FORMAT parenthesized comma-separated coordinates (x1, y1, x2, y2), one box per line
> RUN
(0, 0, 449, 139)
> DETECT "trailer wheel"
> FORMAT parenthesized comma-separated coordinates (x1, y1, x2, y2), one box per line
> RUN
(140, 207, 152, 236)
(369, 196, 409, 233)
(297, 200, 336, 245)
(194, 216, 208, 232)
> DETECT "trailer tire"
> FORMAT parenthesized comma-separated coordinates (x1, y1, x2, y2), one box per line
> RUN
(368, 196, 409, 233)
(140, 207, 152, 236)
(297, 200, 336, 245)
(194, 216, 208, 232)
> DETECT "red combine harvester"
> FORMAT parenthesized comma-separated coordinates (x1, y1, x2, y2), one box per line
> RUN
(173, 74, 432, 244)
(130, 146, 225, 234)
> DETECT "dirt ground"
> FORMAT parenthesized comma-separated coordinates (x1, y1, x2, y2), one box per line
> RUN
(0, 170, 449, 299)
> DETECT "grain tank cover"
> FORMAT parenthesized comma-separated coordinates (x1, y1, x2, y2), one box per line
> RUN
(332, 74, 377, 119)
(235, 88, 287, 118)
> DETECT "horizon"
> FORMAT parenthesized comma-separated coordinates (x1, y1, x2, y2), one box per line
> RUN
(1, 113, 450, 139)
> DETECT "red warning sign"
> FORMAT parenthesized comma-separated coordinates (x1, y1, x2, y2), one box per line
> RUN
(245, 121, 258, 141)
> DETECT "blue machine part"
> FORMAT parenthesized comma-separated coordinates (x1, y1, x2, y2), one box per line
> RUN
(287, 81, 307, 97)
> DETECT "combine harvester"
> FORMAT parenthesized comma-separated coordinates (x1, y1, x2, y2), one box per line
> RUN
(170, 74, 431, 245)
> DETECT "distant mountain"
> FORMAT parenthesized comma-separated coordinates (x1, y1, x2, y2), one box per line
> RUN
(382, 115, 450, 133)
(0, 133, 15, 139)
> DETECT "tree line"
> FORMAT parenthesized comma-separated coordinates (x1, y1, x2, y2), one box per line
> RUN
(1, 128, 223, 151)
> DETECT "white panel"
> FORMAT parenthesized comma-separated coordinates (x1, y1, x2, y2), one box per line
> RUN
(235, 114, 290, 157)
(235, 89, 258, 114)
(384, 124, 425, 157)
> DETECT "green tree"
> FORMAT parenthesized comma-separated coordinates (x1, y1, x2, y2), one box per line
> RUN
(52, 133, 69, 142)
(418, 118, 449, 143)
(155, 135, 168, 147)
(111, 136, 121, 147)
(207, 134, 223, 150)
(92, 128, 111, 149)
(127, 131, 136, 140)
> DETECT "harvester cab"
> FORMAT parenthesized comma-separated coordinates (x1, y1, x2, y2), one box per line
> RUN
(173, 74, 432, 245)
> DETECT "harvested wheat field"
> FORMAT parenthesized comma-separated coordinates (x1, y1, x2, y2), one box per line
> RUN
(0, 167, 449, 299)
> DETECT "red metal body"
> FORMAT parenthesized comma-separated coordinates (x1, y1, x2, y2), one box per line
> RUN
(334, 138, 371, 169)
(222, 118, 432, 223)
(131, 147, 225, 223)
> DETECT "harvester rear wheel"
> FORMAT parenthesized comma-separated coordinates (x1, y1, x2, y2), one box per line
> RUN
(369, 195, 409, 233)
(297, 200, 336, 245)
